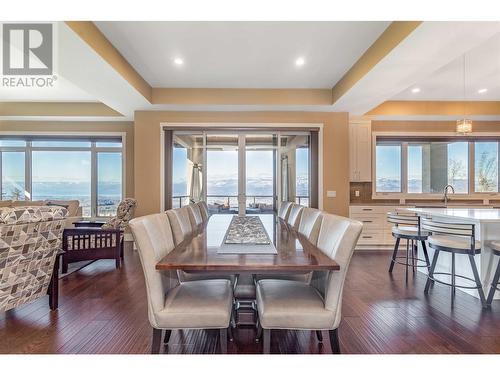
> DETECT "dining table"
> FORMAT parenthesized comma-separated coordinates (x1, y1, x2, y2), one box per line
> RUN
(156, 214, 339, 274)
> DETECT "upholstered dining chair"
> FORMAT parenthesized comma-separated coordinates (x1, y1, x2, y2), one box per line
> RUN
(129, 213, 233, 354)
(187, 203, 204, 231)
(197, 201, 210, 223)
(166, 206, 194, 245)
(286, 203, 304, 229)
(62, 198, 137, 272)
(278, 201, 293, 222)
(297, 207, 323, 245)
(256, 213, 362, 354)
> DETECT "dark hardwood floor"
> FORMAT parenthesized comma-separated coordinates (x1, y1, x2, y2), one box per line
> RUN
(1, 244, 500, 354)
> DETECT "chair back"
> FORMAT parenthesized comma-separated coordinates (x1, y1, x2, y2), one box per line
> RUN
(166, 206, 194, 245)
(421, 217, 475, 237)
(129, 213, 178, 328)
(387, 211, 423, 235)
(0, 206, 67, 312)
(197, 201, 210, 222)
(297, 207, 323, 245)
(310, 214, 362, 330)
(187, 203, 203, 228)
(102, 198, 137, 230)
(287, 204, 304, 229)
(278, 201, 293, 221)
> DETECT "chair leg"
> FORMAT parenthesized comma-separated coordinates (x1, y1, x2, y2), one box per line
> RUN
(263, 329, 271, 354)
(62, 256, 68, 274)
(388, 237, 400, 273)
(219, 328, 228, 354)
(255, 320, 263, 343)
(329, 328, 341, 354)
(315, 330, 323, 342)
(163, 330, 172, 345)
(468, 255, 487, 308)
(425, 249, 440, 294)
(451, 252, 456, 300)
(487, 257, 500, 305)
(49, 255, 60, 310)
(151, 328, 162, 354)
(421, 240, 431, 270)
(120, 239, 125, 259)
(115, 256, 121, 269)
(405, 239, 409, 281)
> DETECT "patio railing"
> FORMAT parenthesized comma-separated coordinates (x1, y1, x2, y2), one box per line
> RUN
(172, 195, 310, 210)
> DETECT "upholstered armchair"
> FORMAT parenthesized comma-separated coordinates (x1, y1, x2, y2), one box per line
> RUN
(62, 198, 137, 272)
(0, 206, 68, 312)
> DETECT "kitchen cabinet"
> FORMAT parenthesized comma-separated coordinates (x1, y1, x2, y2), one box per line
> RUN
(349, 121, 372, 182)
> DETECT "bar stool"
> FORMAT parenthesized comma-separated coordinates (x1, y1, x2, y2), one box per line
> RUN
(486, 241, 500, 306)
(422, 217, 487, 308)
(387, 212, 431, 280)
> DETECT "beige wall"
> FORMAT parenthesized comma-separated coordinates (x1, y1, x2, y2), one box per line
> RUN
(372, 120, 500, 133)
(0, 120, 134, 197)
(134, 111, 349, 217)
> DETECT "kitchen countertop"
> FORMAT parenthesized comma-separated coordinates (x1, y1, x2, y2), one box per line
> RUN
(408, 207, 500, 223)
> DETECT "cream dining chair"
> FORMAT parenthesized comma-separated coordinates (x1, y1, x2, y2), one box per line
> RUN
(286, 203, 304, 229)
(256, 213, 362, 354)
(197, 201, 210, 223)
(297, 207, 323, 245)
(187, 203, 204, 231)
(129, 213, 233, 354)
(166, 206, 194, 245)
(278, 201, 293, 222)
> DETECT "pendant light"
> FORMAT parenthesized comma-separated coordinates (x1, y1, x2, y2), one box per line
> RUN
(456, 54, 472, 134)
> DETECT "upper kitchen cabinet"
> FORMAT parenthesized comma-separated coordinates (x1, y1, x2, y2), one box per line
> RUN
(349, 120, 372, 182)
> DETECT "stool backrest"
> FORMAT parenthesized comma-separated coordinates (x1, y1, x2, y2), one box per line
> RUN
(387, 211, 419, 227)
(421, 217, 476, 252)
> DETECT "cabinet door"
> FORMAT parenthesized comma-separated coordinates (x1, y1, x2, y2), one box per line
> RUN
(349, 123, 358, 181)
(356, 122, 372, 181)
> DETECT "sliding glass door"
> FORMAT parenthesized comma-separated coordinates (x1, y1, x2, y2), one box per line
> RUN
(168, 130, 315, 214)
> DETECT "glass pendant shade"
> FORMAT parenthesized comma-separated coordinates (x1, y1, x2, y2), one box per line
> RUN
(456, 118, 472, 134)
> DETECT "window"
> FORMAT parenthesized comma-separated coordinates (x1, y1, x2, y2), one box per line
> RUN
(1, 152, 25, 200)
(475, 142, 498, 192)
(375, 137, 500, 196)
(406, 142, 469, 194)
(32, 151, 92, 216)
(0, 137, 124, 217)
(376, 144, 401, 192)
(97, 153, 123, 216)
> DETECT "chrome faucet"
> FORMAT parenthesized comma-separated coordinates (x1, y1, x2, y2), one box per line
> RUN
(443, 184, 455, 206)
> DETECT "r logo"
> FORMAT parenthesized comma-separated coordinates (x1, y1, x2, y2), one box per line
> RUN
(2, 23, 53, 75)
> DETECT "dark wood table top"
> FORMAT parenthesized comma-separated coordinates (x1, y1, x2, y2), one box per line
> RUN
(156, 214, 339, 273)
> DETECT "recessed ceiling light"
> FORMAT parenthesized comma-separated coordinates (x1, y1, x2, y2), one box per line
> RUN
(478, 88, 488, 94)
(173, 57, 184, 66)
(295, 57, 305, 67)
(411, 87, 421, 94)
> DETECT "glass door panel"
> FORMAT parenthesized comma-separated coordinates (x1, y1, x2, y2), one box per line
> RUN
(245, 134, 277, 214)
(206, 134, 239, 215)
(279, 134, 310, 207)
(172, 133, 204, 208)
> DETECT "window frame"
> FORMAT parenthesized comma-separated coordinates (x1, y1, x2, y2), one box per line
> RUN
(372, 132, 500, 200)
(0, 132, 126, 218)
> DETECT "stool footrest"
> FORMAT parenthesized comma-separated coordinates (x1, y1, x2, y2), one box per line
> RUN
(427, 271, 482, 290)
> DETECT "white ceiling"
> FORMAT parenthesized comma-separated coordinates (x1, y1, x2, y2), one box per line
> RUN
(95, 21, 390, 88)
(392, 31, 500, 101)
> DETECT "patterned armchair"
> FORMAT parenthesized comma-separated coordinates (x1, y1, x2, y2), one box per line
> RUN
(62, 198, 137, 272)
(0, 206, 68, 312)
